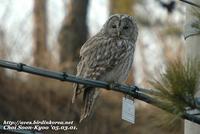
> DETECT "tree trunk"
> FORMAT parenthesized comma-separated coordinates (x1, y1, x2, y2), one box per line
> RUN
(184, 0, 200, 133)
(110, 0, 135, 15)
(58, 0, 89, 72)
(33, 0, 49, 67)
(0, 28, 6, 59)
(0, 28, 6, 76)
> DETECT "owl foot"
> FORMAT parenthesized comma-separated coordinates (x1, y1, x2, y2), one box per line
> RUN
(108, 82, 121, 90)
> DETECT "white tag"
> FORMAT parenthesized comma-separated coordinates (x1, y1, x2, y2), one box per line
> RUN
(122, 97, 135, 124)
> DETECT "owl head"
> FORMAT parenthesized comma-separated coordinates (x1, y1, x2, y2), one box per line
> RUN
(101, 14, 138, 43)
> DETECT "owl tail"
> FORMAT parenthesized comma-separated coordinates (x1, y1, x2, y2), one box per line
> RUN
(80, 87, 96, 122)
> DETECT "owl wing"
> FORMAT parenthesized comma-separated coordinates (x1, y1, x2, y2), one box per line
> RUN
(72, 34, 107, 103)
(73, 35, 105, 101)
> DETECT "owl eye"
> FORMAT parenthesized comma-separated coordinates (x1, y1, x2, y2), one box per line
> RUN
(123, 26, 129, 29)
(112, 25, 117, 28)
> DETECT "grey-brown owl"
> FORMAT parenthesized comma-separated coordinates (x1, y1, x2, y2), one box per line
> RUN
(72, 14, 138, 122)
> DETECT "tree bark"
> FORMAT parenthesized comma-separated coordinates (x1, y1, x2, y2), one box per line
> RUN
(0, 28, 6, 76)
(58, 0, 89, 72)
(33, 0, 49, 67)
(184, 0, 200, 133)
(110, 0, 135, 15)
(0, 29, 6, 59)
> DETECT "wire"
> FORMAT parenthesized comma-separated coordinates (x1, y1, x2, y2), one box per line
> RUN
(0, 59, 200, 125)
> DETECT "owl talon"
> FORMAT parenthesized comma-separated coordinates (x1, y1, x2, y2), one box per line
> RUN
(108, 82, 121, 90)
(130, 85, 139, 92)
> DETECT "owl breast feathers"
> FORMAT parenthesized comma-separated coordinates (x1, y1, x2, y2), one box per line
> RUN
(72, 14, 138, 122)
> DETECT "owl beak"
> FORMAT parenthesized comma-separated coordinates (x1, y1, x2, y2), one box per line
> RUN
(117, 31, 120, 37)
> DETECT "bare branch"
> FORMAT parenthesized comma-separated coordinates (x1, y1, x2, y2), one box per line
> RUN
(180, 0, 200, 9)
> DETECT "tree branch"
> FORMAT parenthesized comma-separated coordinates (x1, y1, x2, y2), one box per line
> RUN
(180, 0, 200, 9)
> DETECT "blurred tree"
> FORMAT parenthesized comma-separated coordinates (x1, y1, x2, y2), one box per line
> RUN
(0, 29, 6, 59)
(159, 0, 176, 14)
(58, 0, 89, 72)
(0, 28, 6, 76)
(184, 0, 200, 134)
(110, 0, 135, 15)
(33, 0, 49, 67)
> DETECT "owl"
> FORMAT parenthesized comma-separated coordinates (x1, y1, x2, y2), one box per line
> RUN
(72, 14, 138, 122)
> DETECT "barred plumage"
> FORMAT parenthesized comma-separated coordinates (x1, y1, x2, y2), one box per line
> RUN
(72, 14, 138, 122)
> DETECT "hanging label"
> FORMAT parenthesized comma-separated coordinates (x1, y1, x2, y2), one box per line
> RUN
(122, 97, 135, 124)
